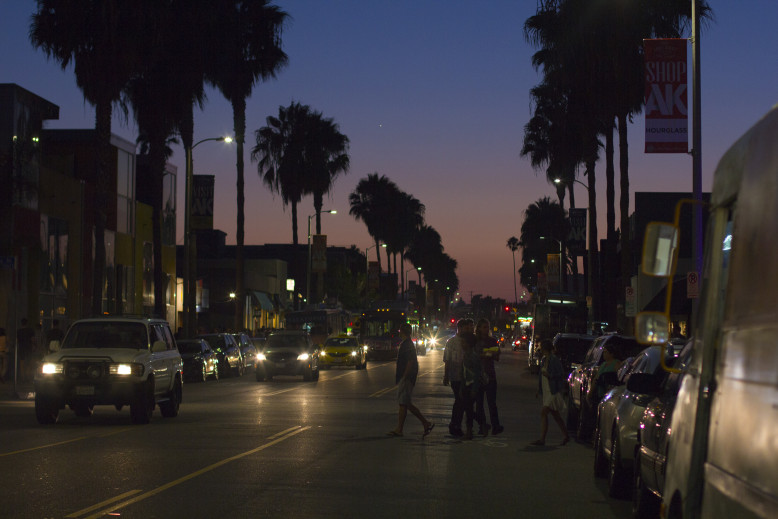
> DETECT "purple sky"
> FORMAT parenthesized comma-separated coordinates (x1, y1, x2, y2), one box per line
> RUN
(3, 1, 777, 303)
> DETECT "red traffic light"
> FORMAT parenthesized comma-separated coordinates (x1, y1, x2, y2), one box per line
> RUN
(504, 306, 510, 312)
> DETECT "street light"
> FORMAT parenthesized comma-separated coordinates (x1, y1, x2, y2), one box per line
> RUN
(554, 177, 589, 191)
(184, 135, 233, 338)
(306, 210, 337, 306)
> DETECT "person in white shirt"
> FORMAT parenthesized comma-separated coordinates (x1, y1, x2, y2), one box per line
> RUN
(443, 319, 474, 437)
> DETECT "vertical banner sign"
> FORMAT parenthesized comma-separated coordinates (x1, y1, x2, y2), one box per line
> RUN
(644, 38, 688, 153)
(546, 253, 561, 292)
(367, 261, 379, 290)
(192, 175, 215, 229)
(312, 234, 327, 273)
(568, 208, 587, 254)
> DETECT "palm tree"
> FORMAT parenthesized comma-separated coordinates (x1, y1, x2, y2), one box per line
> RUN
(302, 111, 350, 234)
(208, 0, 288, 330)
(348, 173, 401, 273)
(507, 237, 520, 305)
(518, 197, 569, 292)
(384, 191, 425, 294)
(30, 0, 144, 315)
(252, 101, 313, 246)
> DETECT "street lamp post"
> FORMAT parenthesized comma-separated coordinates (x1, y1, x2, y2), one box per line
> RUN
(405, 266, 421, 300)
(184, 136, 232, 338)
(306, 210, 336, 307)
(364, 243, 386, 305)
(554, 177, 595, 331)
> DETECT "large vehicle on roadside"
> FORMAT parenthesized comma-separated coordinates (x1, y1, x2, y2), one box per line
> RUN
(359, 301, 417, 360)
(34, 317, 183, 425)
(636, 106, 778, 519)
(285, 308, 347, 348)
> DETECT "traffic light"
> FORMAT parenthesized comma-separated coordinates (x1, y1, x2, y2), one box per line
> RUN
(504, 305, 511, 313)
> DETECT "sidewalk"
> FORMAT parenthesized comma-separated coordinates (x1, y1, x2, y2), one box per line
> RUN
(0, 380, 35, 401)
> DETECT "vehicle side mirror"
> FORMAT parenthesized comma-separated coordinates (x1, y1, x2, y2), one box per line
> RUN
(642, 222, 678, 277)
(152, 340, 167, 352)
(636, 312, 670, 345)
(626, 372, 661, 395)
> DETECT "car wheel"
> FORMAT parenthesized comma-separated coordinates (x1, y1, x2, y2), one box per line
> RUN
(633, 447, 659, 518)
(130, 380, 154, 424)
(160, 377, 181, 418)
(212, 364, 219, 381)
(576, 400, 589, 441)
(35, 395, 59, 424)
(593, 424, 608, 478)
(72, 403, 94, 417)
(222, 361, 232, 378)
(608, 427, 628, 499)
(233, 361, 242, 377)
(303, 365, 313, 381)
(255, 368, 266, 382)
(200, 362, 207, 382)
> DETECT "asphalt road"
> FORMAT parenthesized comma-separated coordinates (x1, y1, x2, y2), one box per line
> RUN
(0, 348, 633, 519)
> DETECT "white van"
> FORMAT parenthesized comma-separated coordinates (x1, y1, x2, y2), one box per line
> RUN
(638, 106, 778, 518)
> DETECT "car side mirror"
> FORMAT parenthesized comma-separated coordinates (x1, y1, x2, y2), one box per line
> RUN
(626, 372, 661, 395)
(152, 340, 167, 353)
(636, 312, 670, 345)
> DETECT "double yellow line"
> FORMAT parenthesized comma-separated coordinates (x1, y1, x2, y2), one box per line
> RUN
(66, 425, 311, 519)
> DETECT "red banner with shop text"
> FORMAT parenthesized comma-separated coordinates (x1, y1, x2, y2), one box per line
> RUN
(644, 38, 688, 153)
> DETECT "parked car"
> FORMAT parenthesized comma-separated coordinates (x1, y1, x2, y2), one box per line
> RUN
(232, 332, 257, 370)
(197, 333, 244, 377)
(319, 335, 367, 370)
(34, 317, 183, 424)
(552, 333, 596, 377)
(593, 345, 676, 498)
(630, 340, 693, 518)
(256, 330, 319, 382)
(567, 334, 642, 439)
(177, 338, 219, 382)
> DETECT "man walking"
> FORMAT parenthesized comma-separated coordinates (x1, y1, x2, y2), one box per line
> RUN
(443, 318, 473, 437)
(388, 323, 434, 438)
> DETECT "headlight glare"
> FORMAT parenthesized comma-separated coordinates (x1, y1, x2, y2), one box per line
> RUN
(256, 352, 266, 361)
(297, 353, 310, 361)
(351, 351, 357, 357)
(109, 363, 143, 376)
(41, 363, 63, 375)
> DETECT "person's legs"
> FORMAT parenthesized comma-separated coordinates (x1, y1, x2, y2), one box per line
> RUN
(449, 381, 464, 435)
(475, 387, 486, 430)
(393, 405, 408, 434)
(538, 406, 550, 443)
(486, 380, 502, 433)
(550, 410, 570, 443)
(462, 390, 475, 439)
(406, 403, 431, 428)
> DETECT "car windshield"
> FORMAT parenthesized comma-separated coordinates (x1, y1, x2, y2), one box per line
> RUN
(199, 335, 226, 349)
(325, 338, 356, 348)
(266, 335, 307, 350)
(177, 341, 203, 354)
(62, 322, 148, 350)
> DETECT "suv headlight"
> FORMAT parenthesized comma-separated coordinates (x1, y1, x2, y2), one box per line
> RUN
(41, 362, 64, 375)
(351, 351, 358, 357)
(109, 363, 144, 376)
(256, 352, 266, 361)
(297, 353, 310, 361)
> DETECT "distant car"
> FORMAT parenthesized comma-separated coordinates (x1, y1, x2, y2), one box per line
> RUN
(631, 340, 693, 518)
(177, 338, 219, 382)
(593, 345, 675, 498)
(232, 332, 257, 369)
(319, 335, 366, 370)
(567, 334, 642, 439)
(34, 317, 183, 424)
(197, 333, 244, 377)
(256, 330, 319, 382)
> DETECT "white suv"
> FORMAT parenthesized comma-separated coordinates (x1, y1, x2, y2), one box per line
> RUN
(34, 317, 183, 424)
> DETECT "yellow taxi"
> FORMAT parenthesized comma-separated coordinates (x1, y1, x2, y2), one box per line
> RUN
(319, 335, 367, 370)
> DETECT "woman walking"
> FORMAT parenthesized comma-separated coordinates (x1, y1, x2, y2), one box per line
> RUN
(531, 339, 570, 446)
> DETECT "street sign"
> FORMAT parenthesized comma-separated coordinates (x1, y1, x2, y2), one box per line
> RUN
(687, 271, 699, 298)
(625, 286, 636, 317)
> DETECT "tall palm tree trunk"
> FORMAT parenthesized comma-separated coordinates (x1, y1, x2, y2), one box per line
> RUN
(618, 113, 631, 333)
(585, 159, 599, 327)
(233, 98, 246, 332)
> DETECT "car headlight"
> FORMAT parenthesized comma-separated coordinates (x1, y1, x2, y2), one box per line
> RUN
(41, 362, 64, 375)
(109, 363, 144, 376)
(297, 353, 310, 361)
(256, 352, 266, 361)
(351, 351, 357, 357)
(363, 345, 368, 351)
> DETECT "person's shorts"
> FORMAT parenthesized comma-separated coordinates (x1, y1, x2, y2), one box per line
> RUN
(397, 378, 415, 406)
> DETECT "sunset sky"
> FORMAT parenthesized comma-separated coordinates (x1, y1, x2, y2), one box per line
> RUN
(3, 1, 777, 303)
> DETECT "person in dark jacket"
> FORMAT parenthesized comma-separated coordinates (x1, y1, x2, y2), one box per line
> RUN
(475, 318, 503, 436)
(531, 339, 570, 446)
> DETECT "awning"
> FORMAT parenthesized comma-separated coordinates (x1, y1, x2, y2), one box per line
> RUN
(252, 291, 275, 311)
